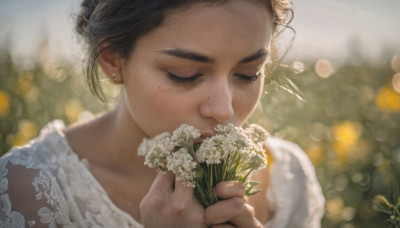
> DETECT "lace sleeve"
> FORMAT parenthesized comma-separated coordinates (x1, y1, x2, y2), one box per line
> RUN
(264, 137, 325, 228)
(0, 161, 70, 228)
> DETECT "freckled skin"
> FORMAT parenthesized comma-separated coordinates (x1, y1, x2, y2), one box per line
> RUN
(120, 0, 273, 138)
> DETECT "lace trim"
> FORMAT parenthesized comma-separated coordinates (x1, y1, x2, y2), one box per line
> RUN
(1, 120, 142, 227)
(0, 193, 25, 228)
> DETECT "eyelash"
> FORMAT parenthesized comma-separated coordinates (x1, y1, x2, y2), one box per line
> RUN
(166, 72, 261, 85)
(166, 72, 203, 85)
(235, 73, 261, 82)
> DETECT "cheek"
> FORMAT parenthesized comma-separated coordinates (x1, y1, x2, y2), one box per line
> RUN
(150, 87, 192, 116)
(125, 74, 198, 135)
(234, 81, 263, 119)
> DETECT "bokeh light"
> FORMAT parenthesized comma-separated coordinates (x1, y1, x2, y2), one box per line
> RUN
(326, 197, 345, 222)
(315, 59, 334, 78)
(0, 91, 10, 117)
(44, 59, 67, 82)
(12, 120, 38, 146)
(392, 73, 400, 93)
(375, 86, 400, 112)
(391, 55, 400, 73)
(332, 121, 361, 164)
(342, 207, 356, 221)
(64, 99, 84, 123)
(306, 144, 324, 166)
(292, 61, 305, 74)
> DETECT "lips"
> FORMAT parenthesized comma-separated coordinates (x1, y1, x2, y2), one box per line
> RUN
(193, 131, 215, 145)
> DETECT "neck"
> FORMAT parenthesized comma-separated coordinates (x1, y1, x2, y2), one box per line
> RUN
(111, 100, 149, 171)
(64, 98, 149, 176)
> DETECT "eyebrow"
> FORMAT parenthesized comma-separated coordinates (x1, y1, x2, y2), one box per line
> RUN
(159, 48, 215, 63)
(239, 49, 268, 64)
(158, 48, 268, 64)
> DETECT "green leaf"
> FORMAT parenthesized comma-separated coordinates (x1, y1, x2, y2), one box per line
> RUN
(245, 181, 261, 196)
(391, 162, 400, 203)
(246, 190, 261, 196)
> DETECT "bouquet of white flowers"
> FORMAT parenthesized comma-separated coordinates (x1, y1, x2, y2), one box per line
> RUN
(138, 123, 269, 207)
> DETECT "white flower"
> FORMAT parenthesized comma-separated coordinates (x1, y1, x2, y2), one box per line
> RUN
(166, 148, 197, 187)
(139, 122, 270, 203)
(196, 135, 226, 165)
(137, 138, 151, 156)
(239, 144, 268, 171)
(144, 136, 173, 170)
(171, 124, 201, 148)
(137, 132, 171, 156)
(245, 124, 269, 144)
(214, 123, 237, 136)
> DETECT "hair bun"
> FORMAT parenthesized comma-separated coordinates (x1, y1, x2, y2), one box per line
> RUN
(76, 0, 99, 38)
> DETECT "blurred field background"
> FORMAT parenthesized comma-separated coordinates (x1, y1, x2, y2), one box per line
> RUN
(1, 0, 400, 227)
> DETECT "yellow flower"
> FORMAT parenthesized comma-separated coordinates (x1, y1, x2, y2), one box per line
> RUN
(332, 121, 361, 164)
(333, 121, 359, 146)
(12, 133, 27, 147)
(325, 197, 344, 222)
(263, 145, 274, 167)
(375, 86, 400, 112)
(305, 144, 325, 166)
(12, 120, 38, 146)
(0, 90, 10, 117)
(64, 99, 83, 123)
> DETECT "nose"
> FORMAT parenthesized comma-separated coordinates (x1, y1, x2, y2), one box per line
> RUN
(199, 78, 234, 123)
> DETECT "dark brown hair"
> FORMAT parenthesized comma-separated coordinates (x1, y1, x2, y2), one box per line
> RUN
(76, 0, 294, 101)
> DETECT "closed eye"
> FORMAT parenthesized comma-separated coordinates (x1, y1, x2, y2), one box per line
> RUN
(166, 72, 203, 85)
(235, 73, 261, 82)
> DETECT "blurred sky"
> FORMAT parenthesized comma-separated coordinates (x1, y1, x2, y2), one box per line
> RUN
(0, 0, 399, 66)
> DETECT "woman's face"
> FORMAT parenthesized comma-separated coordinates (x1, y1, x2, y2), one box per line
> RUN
(121, 0, 273, 138)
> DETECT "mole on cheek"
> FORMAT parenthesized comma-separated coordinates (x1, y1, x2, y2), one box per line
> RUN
(158, 86, 170, 94)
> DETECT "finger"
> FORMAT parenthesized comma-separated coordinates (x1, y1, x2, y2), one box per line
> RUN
(170, 178, 198, 215)
(149, 171, 174, 194)
(172, 178, 196, 205)
(205, 197, 259, 228)
(173, 178, 195, 197)
(140, 171, 175, 217)
(213, 181, 245, 199)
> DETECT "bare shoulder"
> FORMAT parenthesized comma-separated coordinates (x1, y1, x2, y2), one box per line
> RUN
(62, 112, 113, 162)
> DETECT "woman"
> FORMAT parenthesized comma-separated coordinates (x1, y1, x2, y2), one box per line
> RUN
(0, 0, 324, 227)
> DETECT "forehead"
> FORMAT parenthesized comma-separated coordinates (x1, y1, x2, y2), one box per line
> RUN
(134, 0, 272, 60)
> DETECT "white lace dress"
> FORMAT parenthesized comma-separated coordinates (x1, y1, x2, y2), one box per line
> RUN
(0, 120, 325, 228)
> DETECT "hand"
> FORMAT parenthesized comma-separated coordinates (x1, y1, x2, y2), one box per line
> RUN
(204, 181, 262, 228)
(140, 171, 206, 228)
